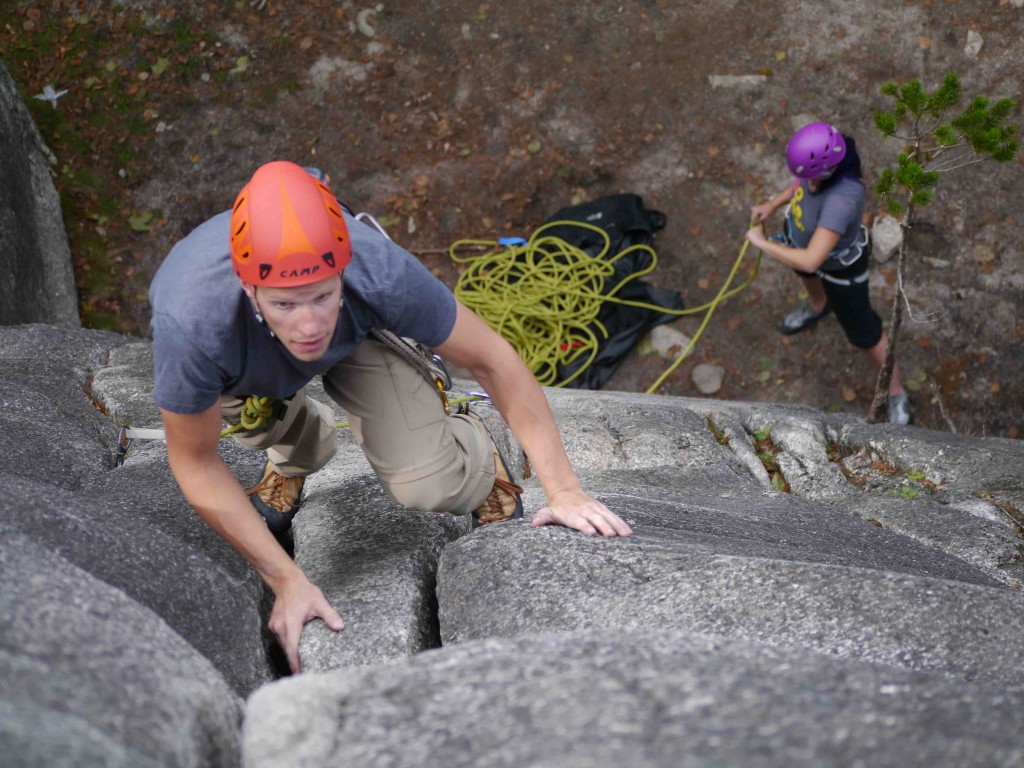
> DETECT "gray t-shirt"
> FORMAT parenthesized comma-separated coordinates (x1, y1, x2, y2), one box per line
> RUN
(784, 176, 865, 270)
(150, 210, 457, 414)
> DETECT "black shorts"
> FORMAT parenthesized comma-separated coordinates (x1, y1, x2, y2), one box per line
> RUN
(793, 241, 883, 350)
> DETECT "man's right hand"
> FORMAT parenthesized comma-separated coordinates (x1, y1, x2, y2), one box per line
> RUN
(160, 404, 346, 675)
(268, 574, 345, 674)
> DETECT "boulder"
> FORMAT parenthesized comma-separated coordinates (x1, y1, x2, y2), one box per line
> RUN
(243, 631, 1024, 768)
(0, 63, 78, 326)
(1, 322, 1023, 767)
(0, 530, 243, 767)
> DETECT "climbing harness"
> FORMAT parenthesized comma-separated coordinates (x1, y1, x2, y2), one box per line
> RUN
(114, 386, 488, 466)
(779, 221, 871, 284)
(818, 270, 869, 287)
(368, 327, 454, 414)
(449, 219, 762, 394)
(116, 330, 471, 464)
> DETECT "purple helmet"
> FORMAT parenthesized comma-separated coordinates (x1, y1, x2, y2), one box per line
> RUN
(786, 122, 847, 180)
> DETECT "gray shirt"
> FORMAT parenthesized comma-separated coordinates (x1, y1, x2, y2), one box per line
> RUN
(150, 210, 457, 414)
(785, 176, 865, 270)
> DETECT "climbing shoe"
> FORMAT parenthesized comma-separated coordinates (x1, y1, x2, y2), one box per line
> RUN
(247, 462, 304, 535)
(473, 444, 525, 527)
(457, 403, 524, 527)
(888, 393, 912, 426)
(781, 301, 831, 335)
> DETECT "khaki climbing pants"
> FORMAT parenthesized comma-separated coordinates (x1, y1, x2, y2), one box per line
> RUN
(220, 339, 496, 515)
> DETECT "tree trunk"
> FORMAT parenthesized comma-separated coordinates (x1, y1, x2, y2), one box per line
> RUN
(867, 205, 913, 422)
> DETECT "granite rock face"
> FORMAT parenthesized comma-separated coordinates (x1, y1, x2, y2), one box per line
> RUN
(1, 323, 1023, 767)
(0, 63, 79, 326)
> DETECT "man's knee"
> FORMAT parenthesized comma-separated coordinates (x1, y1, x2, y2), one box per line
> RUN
(382, 475, 474, 516)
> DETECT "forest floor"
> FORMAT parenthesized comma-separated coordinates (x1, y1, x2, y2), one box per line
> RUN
(4, 0, 1023, 437)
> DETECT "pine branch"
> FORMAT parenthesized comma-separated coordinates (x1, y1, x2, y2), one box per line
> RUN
(929, 151, 975, 171)
(925, 141, 969, 156)
(934, 157, 987, 173)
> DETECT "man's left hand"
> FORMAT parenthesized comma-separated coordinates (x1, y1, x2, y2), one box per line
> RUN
(531, 489, 633, 537)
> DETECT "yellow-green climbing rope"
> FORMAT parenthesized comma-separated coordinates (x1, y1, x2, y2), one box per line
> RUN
(449, 220, 762, 393)
(220, 395, 277, 437)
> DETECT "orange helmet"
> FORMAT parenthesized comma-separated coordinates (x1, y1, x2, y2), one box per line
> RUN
(230, 161, 351, 287)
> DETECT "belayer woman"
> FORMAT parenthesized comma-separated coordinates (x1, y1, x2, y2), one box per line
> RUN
(746, 121, 910, 425)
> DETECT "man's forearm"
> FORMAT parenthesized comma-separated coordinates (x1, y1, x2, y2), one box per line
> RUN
(472, 350, 581, 500)
(168, 449, 306, 592)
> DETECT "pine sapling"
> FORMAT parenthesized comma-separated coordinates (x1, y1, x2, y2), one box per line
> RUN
(867, 72, 1019, 423)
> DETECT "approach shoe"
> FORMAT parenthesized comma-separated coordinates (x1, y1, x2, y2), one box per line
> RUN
(247, 462, 304, 535)
(888, 392, 912, 426)
(472, 442, 524, 527)
(782, 301, 831, 335)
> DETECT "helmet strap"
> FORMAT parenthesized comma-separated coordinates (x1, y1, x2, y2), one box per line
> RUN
(249, 288, 276, 339)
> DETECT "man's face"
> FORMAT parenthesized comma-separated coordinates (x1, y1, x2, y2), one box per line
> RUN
(247, 274, 343, 362)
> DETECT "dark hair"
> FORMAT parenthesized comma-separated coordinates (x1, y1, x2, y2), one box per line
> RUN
(816, 133, 862, 192)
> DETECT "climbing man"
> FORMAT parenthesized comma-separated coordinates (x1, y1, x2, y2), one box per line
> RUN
(149, 161, 632, 673)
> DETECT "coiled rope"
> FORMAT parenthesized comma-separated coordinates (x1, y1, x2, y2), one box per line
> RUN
(220, 395, 277, 437)
(449, 220, 762, 394)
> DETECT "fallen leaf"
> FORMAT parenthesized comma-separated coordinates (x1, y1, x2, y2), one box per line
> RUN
(972, 244, 996, 263)
(918, 35, 931, 49)
(698, 278, 710, 290)
(917, 336, 931, 349)
(991, 382, 1001, 394)
(905, 371, 927, 392)
(129, 211, 155, 232)
(842, 386, 857, 402)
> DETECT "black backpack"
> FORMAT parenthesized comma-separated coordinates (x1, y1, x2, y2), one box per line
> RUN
(540, 194, 682, 389)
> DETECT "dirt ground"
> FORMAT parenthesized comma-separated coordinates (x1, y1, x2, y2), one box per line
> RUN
(4, 1, 1023, 437)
